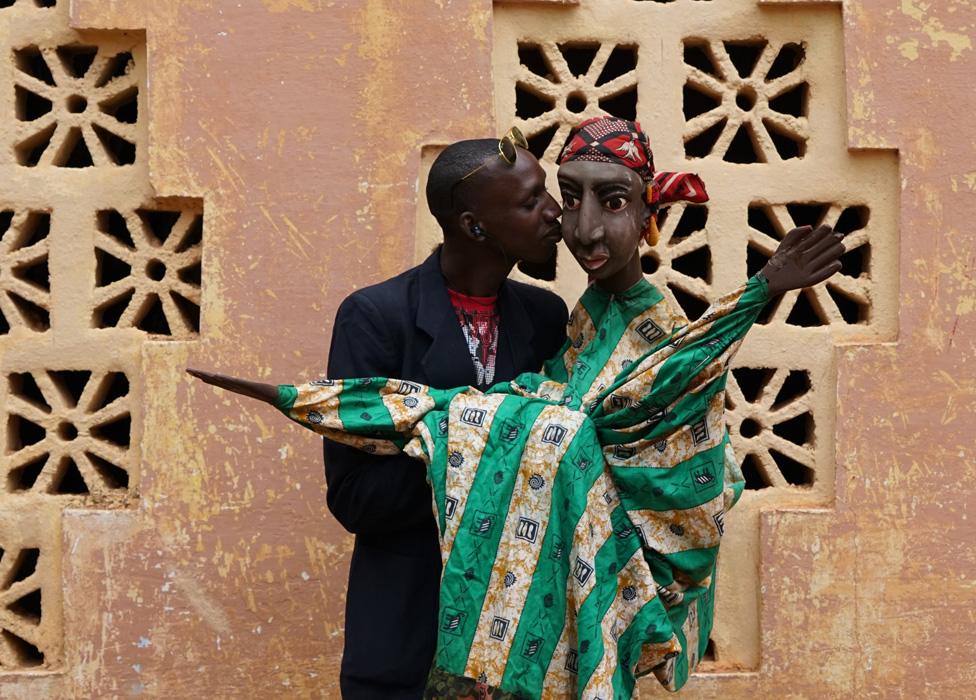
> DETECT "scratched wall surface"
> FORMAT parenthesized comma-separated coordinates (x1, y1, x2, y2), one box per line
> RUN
(0, 0, 972, 698)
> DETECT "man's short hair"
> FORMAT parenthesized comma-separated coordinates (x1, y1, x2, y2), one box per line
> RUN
(426, 139, 498, 223)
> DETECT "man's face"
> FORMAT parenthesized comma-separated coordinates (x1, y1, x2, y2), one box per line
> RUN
(457, 147, 562, 264)
(557, 160, 646, 290)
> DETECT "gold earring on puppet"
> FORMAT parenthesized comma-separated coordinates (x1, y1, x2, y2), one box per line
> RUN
(643, 214, 660, 247)
(643, 183, 661, 247)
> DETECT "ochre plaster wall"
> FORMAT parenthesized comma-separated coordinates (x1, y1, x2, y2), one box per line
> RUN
(0, 0, 972, 698)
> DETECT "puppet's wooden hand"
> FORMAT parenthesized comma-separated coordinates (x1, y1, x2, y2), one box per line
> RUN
(186, 368, 279, 405)
(760, 224, 844, 297)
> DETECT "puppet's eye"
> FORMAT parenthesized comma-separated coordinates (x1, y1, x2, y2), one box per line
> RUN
(604, 196, 628, 212)
(562, 194, 580, 210)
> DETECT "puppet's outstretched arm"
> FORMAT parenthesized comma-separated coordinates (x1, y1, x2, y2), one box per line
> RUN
(186, 369, 465, 461)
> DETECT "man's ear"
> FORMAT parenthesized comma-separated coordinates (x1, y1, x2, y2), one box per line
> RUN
(458, 211, 483, 241)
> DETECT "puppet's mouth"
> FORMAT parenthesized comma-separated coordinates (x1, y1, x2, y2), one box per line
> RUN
(579, 254, 609, 271)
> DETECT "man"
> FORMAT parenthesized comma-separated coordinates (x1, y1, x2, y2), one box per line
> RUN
(323, 135, 568, 697)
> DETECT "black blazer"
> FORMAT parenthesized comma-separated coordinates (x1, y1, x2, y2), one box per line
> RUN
(323, 250, 568, 699)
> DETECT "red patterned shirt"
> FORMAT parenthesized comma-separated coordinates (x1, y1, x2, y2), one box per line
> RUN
(447, 288, 500, 387)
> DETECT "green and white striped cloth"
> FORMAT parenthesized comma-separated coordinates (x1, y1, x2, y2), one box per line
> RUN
(277, 276, 766, 698)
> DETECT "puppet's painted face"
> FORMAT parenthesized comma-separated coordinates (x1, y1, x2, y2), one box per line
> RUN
(557, 160, 648, 293)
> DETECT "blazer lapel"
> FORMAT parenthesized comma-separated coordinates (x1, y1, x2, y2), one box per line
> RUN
(416, 250, 477, 389)
(495, 280, 537, 383)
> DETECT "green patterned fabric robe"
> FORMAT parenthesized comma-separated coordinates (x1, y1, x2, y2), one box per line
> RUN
(276, 276, 767, 699)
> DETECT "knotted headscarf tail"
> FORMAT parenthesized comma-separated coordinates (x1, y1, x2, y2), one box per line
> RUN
(558, 115, 709, 246)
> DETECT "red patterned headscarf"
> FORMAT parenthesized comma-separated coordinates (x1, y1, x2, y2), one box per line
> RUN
(558, 116, 708, 244)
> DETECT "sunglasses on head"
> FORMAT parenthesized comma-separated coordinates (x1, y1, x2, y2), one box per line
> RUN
(458, 126, 529, 183)
(448, 127, 529, 210)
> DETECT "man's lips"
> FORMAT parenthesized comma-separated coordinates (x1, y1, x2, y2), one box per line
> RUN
(543, 226, 562, 241)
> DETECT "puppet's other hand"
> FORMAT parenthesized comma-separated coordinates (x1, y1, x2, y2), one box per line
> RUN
(760, 224, 844, 297)
(185, 368, 279, 404)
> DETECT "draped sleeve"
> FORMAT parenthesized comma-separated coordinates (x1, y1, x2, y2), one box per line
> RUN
(275, 377, 467, 466)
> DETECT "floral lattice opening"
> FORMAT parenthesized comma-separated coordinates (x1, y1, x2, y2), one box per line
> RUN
(683, 38, 809, 162)
(13, 42, 138, 167)
(640, 203, 712, 321)
(93, 205, 203, 337)
(515, 41, 637, 161)
(0, 544, 47, 668)
(4, 369, 131, 498)
(748, 202, 872, 327)
(726, 366, 816, 489)
(0, 211, 50, 334)
(0, 0, 56, 8)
